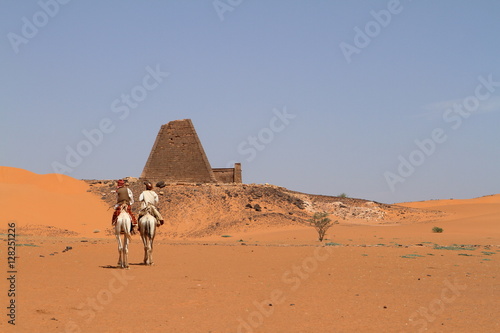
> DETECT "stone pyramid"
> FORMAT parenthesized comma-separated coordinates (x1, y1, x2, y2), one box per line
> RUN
(140, 119, 217, 183)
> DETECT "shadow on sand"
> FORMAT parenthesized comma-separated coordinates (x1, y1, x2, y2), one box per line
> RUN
(99, 262, 146, 269)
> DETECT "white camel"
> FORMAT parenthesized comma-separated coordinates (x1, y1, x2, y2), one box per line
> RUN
(138, 204, 157, 266)
(115, 203, 132, 269)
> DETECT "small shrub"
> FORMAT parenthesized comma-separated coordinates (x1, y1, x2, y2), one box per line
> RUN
(401, 254, 424, 259)
(434, 244, 475, 251)
(432, 227, 443, 233)
(325, 242, 342, 246)
(338, 193, 348, 198)
(308, 212, 338, 242)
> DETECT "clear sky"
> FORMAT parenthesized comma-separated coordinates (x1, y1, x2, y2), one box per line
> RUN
(1, 0, 499, 204)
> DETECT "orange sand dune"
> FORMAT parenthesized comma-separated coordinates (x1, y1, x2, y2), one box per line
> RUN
(397, 194, 500, 241)
(0, 166, 111, 237)
(399, 194, 500, 208)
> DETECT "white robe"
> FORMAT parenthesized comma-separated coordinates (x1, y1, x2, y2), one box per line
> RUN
(139, 190, 159, 209)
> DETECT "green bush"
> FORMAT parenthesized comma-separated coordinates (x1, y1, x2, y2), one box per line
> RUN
(432, 227, 443, 233)
(308, 212, 338, 242)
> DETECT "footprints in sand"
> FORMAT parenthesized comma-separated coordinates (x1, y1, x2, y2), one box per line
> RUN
(39, 246, 73, 258)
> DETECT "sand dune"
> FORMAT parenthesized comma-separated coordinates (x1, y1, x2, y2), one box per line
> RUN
(0, 166, 111, 237)
(400, 194, 500, 208)
(398, 195, 500, 239)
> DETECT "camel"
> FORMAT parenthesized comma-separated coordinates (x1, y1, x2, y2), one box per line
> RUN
(138, 204, 157, 266)
(115, 203, 132, 269)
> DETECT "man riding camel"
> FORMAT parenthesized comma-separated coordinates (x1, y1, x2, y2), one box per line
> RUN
(112, 179, 138, 230)
(138, 181, 164, 227)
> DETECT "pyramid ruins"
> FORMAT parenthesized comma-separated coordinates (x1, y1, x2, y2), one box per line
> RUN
(140, 119, 242, 184)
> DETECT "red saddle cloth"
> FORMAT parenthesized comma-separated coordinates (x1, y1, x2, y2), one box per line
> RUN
(111, 205, 137, 225)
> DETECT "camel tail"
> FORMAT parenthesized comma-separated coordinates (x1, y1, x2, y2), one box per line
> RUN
(145, 221, 153, 240)
(122, 224, 132, 242)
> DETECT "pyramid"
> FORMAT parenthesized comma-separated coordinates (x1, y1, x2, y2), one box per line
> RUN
(140, 119, 217, 183)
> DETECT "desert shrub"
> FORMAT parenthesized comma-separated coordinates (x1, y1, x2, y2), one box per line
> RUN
(434, 244, 475, 251)
(338, 193, 348, 198)
(308, 212, 338, 242)
(432, 226, 443, 233)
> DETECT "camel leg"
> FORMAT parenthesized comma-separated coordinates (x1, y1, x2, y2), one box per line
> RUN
(116, 237, 123, 268)
(140, 230, 148, 264)
(143, 244, 149, 265)
(149, 226, 155, 265)
(147, 238, 153, 265)
(123, 229, 130, 269)
(139, 219, 148, 264)
(144, 237, 152, 266)
(148, 238, 153, 266)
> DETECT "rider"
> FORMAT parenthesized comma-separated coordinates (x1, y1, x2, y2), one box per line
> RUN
(138, 181, 164, 227)
(112, 179, 138, 230)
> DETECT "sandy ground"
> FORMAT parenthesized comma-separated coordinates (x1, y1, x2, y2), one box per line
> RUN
(0, 167, 498, 332)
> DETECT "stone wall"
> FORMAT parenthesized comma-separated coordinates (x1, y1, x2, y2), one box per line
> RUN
(213, 163, 242, 183)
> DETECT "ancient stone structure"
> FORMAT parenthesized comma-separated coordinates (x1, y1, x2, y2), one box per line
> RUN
(213, 163, 242, 183)
(140, 119, 242, 184)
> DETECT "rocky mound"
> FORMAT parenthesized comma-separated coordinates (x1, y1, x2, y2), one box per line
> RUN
(85, 179, 444, 238)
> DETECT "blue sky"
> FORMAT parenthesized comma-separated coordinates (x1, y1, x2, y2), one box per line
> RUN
(1, 0, 499, 204)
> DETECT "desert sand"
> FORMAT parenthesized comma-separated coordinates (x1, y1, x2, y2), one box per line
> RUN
(0, 166, 498, 332)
